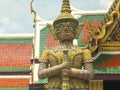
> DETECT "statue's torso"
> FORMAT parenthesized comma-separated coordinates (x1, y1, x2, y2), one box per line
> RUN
(48, 46, 83, 68)
(42, 46, 89, 89)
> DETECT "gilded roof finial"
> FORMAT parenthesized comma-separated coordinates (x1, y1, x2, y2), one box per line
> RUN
(30, 0, 37, 22)
(53, 0, 78, 26)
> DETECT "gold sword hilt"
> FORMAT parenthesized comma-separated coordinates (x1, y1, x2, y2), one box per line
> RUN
(62, 49, 70, 90)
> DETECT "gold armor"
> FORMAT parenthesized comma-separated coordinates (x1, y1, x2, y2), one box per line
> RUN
(40, 47, 93, 89)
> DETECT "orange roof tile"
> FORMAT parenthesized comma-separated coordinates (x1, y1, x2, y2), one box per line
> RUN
(98, 54, 120, 68)
(0, 78, 30, 87)
(46, 34, 60, 48)
(0, 44, 32, 68)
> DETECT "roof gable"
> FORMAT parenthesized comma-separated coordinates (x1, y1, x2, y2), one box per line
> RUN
(87, 0, 120, 53)
(100, 0, 120, 42)
(98, 1, 120, 52)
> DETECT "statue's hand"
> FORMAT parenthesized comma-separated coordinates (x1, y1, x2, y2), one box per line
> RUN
(60, 62, 71, 77)
(60, 62, 71, 69)
(62, 69, 71, 77)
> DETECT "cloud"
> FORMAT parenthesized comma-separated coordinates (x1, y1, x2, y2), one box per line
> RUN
(0, 17, 22, 33)
(0, 17, 21, 30)
(0, 0, 34, 34)
(0, 0, 115, 34)
(0, 0, 5, 4)
(99, 0, 114, 9)
(0, 28, 5, 34)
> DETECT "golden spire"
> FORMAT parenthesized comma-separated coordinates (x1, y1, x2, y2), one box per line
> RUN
(61, 0, 71, 13)
(53, 0, 78, 26)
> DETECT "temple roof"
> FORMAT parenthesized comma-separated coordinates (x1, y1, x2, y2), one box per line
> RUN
(100, 0, 120, 43)
(0, 35, 33, 89)
(0, 36, 33, 72)
(98, 54, 120, 68)
(0, 78, 29, 89)
(99, 0, 119, 30)
(0, 44, 32, 71)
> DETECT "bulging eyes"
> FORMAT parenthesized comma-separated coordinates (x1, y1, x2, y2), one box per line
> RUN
(59, 27, 62, 30)
(58, 26, 63, 31)
(58, 26, 73, 31)
(57, 25, 74, 31)
(66, 26, 74, 31)
(69, 26, 73, 31)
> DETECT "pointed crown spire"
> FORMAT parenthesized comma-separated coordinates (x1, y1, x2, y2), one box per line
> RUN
(53, 0, 78, 26)
(61, 0, 71, 13)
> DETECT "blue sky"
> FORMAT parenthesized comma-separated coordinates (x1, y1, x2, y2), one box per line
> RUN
(0, 0, 114, 34)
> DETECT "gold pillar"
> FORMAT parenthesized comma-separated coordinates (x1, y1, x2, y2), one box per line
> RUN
(90, 80, 103, 90)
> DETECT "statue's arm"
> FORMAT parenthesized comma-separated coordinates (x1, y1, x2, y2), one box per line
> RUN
(70, 49, 94, 80)
(38, 62, 69, 79)
(70, 62, 94, 80)
(38, 49, 70, 79)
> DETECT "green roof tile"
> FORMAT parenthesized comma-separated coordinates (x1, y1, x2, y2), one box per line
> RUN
(78, 33, 88, 47)
(0, 67, 30, 72)
(40, 26, 50, 56)
(94, 68, 120, 74)
(39, 26, 50, 83)
(38, 79, 48, 84)
(94, 54, 120, 74)
(94, 54, 114, 68)
(0, 38, 33, 44)
(78, 15, 105, 23)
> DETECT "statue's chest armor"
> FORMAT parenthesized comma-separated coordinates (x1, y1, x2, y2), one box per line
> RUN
(48, 48, 83, 68)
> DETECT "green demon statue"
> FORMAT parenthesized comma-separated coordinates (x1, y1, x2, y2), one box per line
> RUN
(38, 0, 94, 90)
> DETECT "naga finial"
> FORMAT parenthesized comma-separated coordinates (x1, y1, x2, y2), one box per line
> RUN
(30, 0, 37, 22)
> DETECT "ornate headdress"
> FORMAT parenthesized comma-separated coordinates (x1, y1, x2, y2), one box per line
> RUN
(53, 0, 78, 26)
(49, 0, 81, 40)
